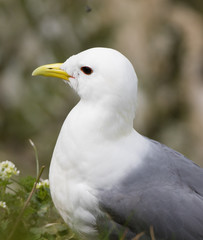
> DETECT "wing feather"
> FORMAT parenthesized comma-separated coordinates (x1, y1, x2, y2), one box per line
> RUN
(97, 138, 203, 240)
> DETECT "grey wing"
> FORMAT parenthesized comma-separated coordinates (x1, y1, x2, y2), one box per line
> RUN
(98, 185, 203, 240)
(97, 139, 203, 240)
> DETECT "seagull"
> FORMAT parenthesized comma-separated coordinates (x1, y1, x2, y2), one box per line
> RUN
(32, 47, 203, 240)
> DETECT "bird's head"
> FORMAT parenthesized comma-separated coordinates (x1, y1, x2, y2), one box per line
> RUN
(32, 48, 138, 116)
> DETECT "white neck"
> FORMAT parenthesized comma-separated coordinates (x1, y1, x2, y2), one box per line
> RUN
(68, 99, 135, 141)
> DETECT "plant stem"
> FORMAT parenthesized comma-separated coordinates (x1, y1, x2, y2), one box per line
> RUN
(150, 225, 156, 240)
(7, 165, 45, 240)
(29, 139, 39, 179)
(6, 186, 18, 194)
(131, 232, 145, 240)
(11, 177, 24, 187)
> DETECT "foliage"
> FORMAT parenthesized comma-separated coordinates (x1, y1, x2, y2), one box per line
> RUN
(0, 160, 78, 240)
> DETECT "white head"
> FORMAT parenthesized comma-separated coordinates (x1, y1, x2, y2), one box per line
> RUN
(32, 47, 138, 120)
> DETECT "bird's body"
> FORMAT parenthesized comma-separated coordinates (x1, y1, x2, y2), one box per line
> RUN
(33, 48, 203, 240)
(49, 100, 148, 239)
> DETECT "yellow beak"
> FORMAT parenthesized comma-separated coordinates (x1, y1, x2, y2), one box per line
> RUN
(32, 63, 70, 81)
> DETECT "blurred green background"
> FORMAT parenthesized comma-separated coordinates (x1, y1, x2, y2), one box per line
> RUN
(0, 0, 203, 177)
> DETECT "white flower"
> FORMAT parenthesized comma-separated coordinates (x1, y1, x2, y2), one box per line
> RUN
(36, 179, 49, 189)
(0, 160, 20, 180)
(0, 201, 7, 209)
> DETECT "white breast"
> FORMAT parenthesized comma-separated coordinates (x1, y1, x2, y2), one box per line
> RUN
(49, 101, 149, 239)
(49, 159, 100, 239)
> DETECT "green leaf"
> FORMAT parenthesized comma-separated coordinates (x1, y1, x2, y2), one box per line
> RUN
(19, 176, 36, 192)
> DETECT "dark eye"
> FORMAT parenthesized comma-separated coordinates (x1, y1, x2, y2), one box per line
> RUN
(81, 66, 93, 75)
